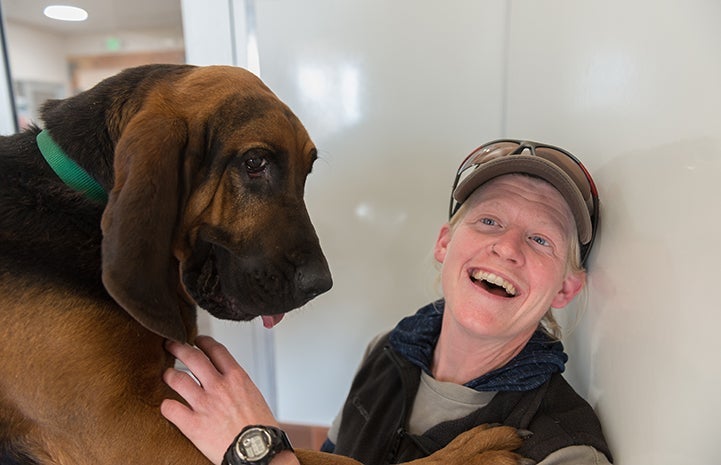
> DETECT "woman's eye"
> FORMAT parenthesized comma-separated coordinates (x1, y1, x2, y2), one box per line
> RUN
(480, 217, 496, 226)
(245, 157, 267, 175)
(531, 235, 549, 247)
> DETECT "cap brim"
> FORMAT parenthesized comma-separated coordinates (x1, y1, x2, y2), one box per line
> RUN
(453, 155, 592, 244)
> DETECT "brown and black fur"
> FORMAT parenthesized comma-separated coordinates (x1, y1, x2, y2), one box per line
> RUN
(0, 63, 334, 465)
(0, 64, 526, 465)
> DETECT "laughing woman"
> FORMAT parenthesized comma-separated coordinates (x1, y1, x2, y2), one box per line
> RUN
(162, 139, 613, 465)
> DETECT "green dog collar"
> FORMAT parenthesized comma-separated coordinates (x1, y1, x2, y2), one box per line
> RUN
(36, 129, 108, 203)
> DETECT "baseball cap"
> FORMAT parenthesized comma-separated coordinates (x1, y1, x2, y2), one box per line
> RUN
(449, 139, 599, 264)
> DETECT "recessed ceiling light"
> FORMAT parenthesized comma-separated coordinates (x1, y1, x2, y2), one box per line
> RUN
(43, 5, 89, 22)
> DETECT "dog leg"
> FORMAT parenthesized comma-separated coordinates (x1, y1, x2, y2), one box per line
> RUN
(404, 425, 531, 465)
(295, 424, 531, 465)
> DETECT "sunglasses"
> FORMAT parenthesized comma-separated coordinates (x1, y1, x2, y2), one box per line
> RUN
(448, 139, 600, 265)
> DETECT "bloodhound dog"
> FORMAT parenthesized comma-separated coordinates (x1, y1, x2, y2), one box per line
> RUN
(0, 64, 526, 465)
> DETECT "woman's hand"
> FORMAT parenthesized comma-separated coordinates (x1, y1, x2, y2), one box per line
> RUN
(161, 335, 287, 465)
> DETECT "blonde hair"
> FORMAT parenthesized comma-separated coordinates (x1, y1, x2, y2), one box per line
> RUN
(446, 177, 586, 340)
(541, 234, 584, 340)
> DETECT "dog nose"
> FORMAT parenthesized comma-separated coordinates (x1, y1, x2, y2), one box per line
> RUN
(296, 262, 333, 299)
(301, 274, 333, 300)
(291, 250, 333, 300)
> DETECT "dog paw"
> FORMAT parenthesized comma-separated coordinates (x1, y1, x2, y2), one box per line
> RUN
(409, 424, 533, 465)
(517, 429, 534, 440)
(295, 448, 364, 465)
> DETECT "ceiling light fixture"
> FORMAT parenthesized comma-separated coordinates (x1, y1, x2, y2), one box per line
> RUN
(43, 5, 89, 22)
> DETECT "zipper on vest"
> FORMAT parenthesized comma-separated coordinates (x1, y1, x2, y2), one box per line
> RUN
(383, 346, 421, 463)
(387, 426, 406, 463)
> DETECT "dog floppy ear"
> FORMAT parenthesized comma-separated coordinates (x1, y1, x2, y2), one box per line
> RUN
(101, 110, 190, 342)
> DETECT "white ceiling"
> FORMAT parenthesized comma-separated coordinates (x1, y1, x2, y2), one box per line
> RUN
(1, 0, 183, 34)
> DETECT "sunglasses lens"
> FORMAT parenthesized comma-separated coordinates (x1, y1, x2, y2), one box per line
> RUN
(456, 142, 595, 214)
(458, 142, 521, 173)
(532, 147, 593, 201)
(454, 142, 520, 189)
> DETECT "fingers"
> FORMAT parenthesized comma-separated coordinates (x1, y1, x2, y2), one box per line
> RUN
(160, 394, 227, 465)
(165, 339, 220, 383)
(163, 366, 203, 405)
(163, 335, 274, 422)
(165, 336, 250, 383)
(194, 335, 247, 376)
(161, 335, 279, 465)
(160, 397, 194, 429)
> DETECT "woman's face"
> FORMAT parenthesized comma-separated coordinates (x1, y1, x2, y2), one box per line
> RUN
(434, 174, 585, 342)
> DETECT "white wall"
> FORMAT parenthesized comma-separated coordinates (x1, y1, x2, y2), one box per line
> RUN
(185, 1, 721, 464)
(506, 2, 721, 463)
(252, 0, 508, 423)
(0, 9, 15, 134)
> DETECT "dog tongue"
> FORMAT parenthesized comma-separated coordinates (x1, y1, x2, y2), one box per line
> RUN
(261, 314, 285, 329)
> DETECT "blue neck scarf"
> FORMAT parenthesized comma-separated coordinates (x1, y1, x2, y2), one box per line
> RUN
(388, 299, 568, 392)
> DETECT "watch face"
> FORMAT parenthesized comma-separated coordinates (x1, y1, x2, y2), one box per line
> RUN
(236, 427, 272, 461)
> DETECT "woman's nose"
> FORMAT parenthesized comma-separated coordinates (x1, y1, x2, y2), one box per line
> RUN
(490, 232, 524, 264)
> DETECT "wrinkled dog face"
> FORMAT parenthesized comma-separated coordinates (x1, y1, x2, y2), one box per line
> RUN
(100, 65, 331, 340)
(175, 86, 332, 325)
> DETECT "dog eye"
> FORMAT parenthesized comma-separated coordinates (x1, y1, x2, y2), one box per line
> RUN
(244, 157, 268, 175)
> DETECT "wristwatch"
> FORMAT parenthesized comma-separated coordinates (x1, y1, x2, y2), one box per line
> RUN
(222, 425, 294, 465)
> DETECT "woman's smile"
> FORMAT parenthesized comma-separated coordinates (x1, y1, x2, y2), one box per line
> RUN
(469, 268, 517, 297)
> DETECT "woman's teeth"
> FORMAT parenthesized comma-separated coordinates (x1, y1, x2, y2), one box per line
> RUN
(471, 270, 517, 296)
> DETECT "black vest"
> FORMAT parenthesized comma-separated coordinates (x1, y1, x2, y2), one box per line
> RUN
(333, 335, 613, 464)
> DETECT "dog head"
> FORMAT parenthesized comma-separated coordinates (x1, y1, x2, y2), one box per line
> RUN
(97, 65, 332, 342)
